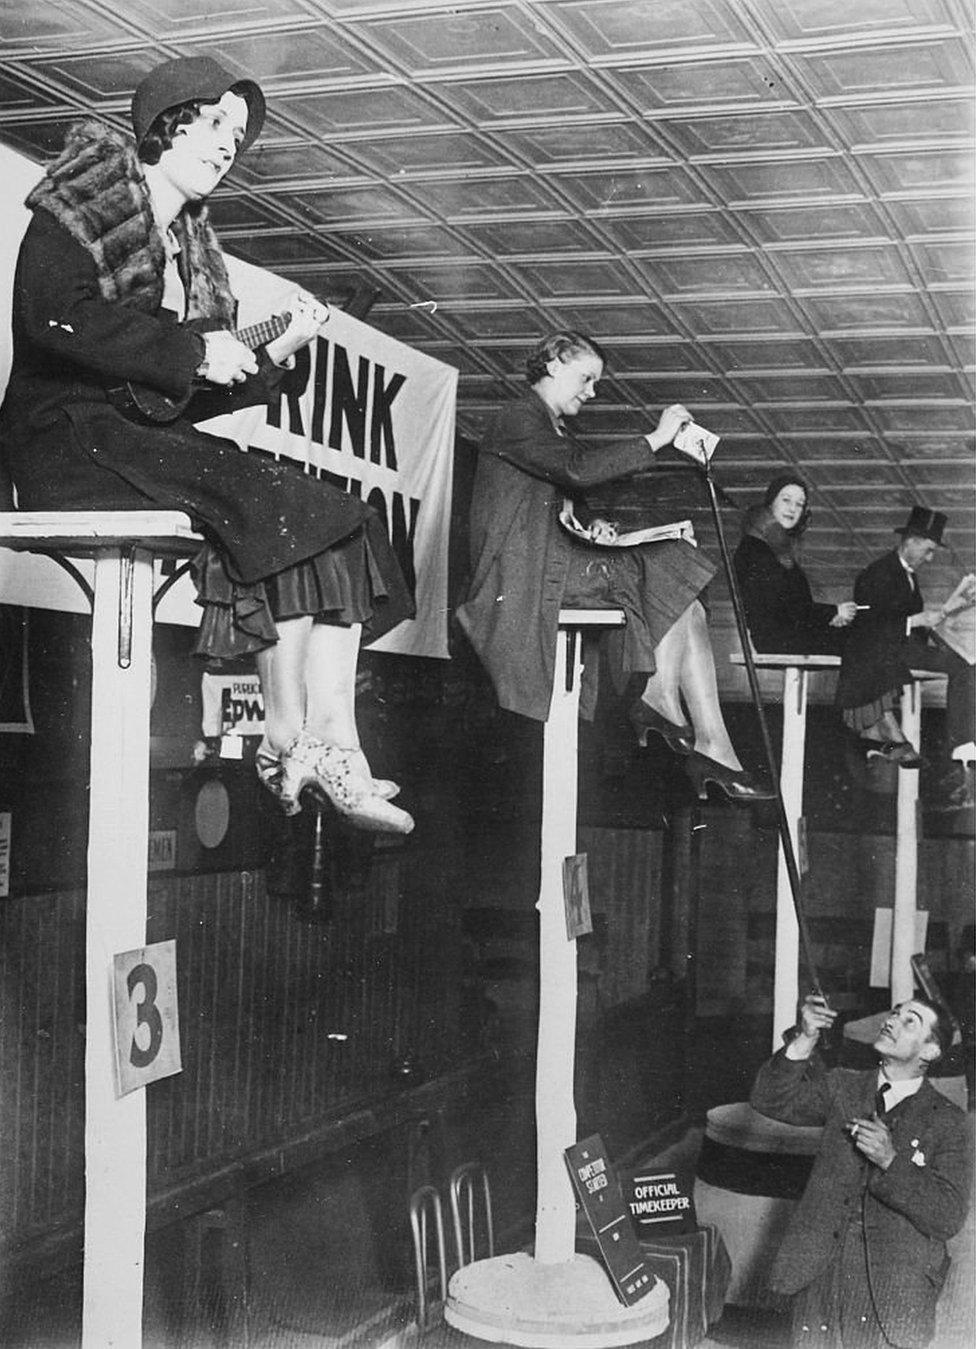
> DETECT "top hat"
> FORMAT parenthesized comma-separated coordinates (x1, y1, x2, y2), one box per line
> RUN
(131, 56, 265, 156)
(894, 505, 947, 547)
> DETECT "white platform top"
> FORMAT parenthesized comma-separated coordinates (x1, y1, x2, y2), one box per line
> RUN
(730, 650, 946, 681)
(558, 607, 626, 627)
(0, 509, 200, 554)
(730, 651, 840, 669)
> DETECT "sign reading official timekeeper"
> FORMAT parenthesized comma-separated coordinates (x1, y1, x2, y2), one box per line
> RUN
(624, 1167, 697, 1236)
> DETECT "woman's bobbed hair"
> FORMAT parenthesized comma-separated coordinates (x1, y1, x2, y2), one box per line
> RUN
(137, 84, 254, 167)
(138, 100, 207, 165)
(525, 331, 607, 385)
(763, 472, 812, 536)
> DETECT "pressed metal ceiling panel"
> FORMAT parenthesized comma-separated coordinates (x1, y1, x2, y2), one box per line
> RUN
(193, 28, 387, 81)
(549, 0, 756, 56)
(360, 6, 565, 68)
(0, 0, 971, 589)
(750, 0, 950, 42)
(507, 121, 662, 165)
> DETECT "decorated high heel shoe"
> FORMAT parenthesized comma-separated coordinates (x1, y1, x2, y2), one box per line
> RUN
(628, 700, 695, 755)
(256, 738, 399, 816)
(278, 733, 414, 835)
(256, 740, 301, 817)
(685, 751, 775, 804)
(347, 748, 401, 800)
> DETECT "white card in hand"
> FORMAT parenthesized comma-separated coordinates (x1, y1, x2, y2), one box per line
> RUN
(673, 422, 720, 463)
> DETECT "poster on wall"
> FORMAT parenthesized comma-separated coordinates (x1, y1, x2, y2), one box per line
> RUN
(0, 143, 457, 661)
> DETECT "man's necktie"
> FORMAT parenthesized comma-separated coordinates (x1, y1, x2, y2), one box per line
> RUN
(875, 1082, 890, 1118)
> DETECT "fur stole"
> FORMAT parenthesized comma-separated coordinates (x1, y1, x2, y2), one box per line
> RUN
(742, 503, 797, 567)
(26, 119, 236, 327)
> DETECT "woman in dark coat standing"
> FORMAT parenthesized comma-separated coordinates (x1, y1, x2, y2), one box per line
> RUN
(457, 331, 773, 804)
(733, 474, 856, 656)
(0, 56, 414, 833)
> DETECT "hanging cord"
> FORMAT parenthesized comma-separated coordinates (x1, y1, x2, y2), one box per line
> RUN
(695, 446, 827, 1004)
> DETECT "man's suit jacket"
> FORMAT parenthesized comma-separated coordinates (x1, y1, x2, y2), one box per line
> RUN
(835, 548, 931, 711)
(750, 1052, 970, 1348)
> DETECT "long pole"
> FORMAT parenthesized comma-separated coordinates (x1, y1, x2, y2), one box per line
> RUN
(698, 455, 826, 1003)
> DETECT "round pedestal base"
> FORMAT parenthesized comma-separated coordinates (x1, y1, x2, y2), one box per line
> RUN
(445, 1252, 669, 1347)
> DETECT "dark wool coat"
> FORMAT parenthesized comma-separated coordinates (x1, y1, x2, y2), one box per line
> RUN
(750, 1051, 970, 1349)
(0, 126, 375, 588)
(457, 391, 674, 722)
(834, 549, 929, 712)
(733, 532, 844, 656)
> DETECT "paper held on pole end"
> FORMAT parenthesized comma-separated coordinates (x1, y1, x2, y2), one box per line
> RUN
(672, 421, 720, 465)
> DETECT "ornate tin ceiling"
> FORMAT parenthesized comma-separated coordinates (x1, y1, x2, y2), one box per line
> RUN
(1, 0, 973, 592)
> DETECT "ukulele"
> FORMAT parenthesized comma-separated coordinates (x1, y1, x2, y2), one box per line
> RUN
(106, 311, 292, 424)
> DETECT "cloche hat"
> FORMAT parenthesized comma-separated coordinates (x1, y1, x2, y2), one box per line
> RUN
(131, 56, 265, 155)
(894, 505, 947, 547)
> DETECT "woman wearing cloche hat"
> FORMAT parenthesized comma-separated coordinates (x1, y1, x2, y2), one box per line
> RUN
(835, 504, 975, 794)
(0, 56, 415, 834)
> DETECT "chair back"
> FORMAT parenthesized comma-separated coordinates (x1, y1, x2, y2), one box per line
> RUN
(409, 1182, 447, 1333)
(449, 1162, 494, 1270)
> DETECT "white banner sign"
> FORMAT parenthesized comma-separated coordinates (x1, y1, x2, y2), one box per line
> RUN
(198, 256, 457, 658)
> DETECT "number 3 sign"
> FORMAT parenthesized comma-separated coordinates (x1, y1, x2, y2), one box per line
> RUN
(111, 940, 182, 1096)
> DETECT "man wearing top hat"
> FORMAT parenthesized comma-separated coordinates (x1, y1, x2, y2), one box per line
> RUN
(836, 506, 975, 801)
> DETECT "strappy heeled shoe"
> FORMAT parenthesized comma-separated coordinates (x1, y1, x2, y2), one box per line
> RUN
(256, 738, 399, 816)
(685, 751, 776, 804)
(862, 739, 924, 769)
(628, 700, 695, 755)
(278, 733, 414, 835)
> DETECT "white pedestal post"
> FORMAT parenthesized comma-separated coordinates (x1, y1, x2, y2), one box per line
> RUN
(534, 621, 584, 1262)
(891, 678, 923, 1004)
(729, 652, 838, 1050)
(446, 611, 668, 1346)
(842, 670, 950, 1054)
(0, 511, 200, 1349)
(773, 664, 807, 1048)
(83, 545, 155, 1348)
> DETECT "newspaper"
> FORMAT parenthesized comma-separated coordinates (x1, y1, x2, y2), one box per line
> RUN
(934, 599, 975, 666)
(559, 503, 695, 548)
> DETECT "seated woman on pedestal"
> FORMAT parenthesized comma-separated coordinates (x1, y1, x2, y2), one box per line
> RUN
(456, 330, 773, 804)
(0, 56, 414, 835)
(733, 474, 857, 656)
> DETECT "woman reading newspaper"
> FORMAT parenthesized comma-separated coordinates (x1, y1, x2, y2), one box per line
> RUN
(457, 331, 773, 804)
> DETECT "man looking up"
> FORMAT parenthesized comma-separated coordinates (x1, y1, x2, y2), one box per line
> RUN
(750, 994, 969, 1348)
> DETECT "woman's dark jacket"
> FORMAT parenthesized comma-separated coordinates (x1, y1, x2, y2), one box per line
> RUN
(733, 522, 844, 656)
(456, 391, 663, 721)
(0, 122, 373, 588)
